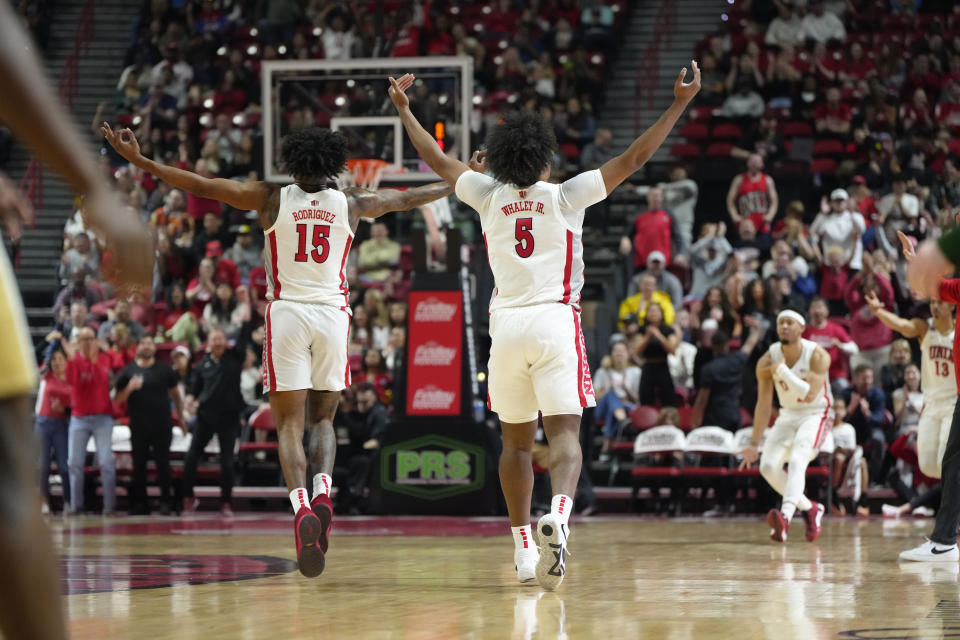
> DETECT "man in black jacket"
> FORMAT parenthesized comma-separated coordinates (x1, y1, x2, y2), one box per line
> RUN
(337, 383, 388, 512)
(182, 328, 246, 515)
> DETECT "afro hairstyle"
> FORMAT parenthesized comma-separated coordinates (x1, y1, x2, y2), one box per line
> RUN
(279, 127, 349, 182)
(484, 111, 557, 188)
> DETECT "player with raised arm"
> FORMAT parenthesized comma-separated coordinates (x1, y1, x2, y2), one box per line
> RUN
(865, 234, 956, 481)
(388, 63, 700, 589)
(739, 310, 832, 543)
(103, 123, 465, 577)
(0, 1, 153, 636)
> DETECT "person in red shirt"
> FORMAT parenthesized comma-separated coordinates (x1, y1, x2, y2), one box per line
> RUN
(248, 259, 268, 317)
(814, 86, 852, 136)
(205, 240, 241, 289)
(35, 349, 72, 512)
(61, 327, 117, 515)
(726, 153, 778, 236)
(619, 187, 686, 268)
(802, 297, 859, 390)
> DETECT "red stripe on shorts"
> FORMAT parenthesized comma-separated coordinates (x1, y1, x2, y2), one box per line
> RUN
(344, 320, 352, 388)
(339, 234, 354, 307)
(561, 230, 573, 304)
(572, 307, 587, 406)
(265, 302, 277, 392)
(813, 381, 831, 449)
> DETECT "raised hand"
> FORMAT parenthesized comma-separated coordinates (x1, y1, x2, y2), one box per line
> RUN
(101, 123, 142, 162)
(0, 170, 33, 242)
(674, 60, 701, 104)
(388, 74, 415, 111)
(864, 290, 882, 312)
(897, 231, 916, 262)
(468, 150, 487, 173)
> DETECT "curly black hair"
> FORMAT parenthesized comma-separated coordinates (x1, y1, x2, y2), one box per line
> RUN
(484, 111, 557, 188)
(279, 128, 349, 183)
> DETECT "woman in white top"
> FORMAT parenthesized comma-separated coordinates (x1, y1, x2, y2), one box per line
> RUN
(594, 341, 641, 459)
(892, 363, 924, 435)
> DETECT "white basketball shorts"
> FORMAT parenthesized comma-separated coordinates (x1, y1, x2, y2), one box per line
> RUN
(262, 300, 351, 392)
(764, 406, 832, 465)
(487, 303, 596, 424)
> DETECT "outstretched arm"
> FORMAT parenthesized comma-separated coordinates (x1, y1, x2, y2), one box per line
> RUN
(864, 290, 926, 339)
(388, 74, 470, 186)
(598, 61, 701, 195)
(102, 124, 276, 218)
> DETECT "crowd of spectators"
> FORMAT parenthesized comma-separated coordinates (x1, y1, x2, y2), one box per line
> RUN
(605, 0, 960, 514)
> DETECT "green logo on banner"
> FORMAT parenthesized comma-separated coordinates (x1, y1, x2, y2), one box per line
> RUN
(381, 435, 485, 500)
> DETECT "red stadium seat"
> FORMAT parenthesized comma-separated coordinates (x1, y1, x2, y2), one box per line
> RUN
(629, 405, 661, 431)
(780, 121, 813, 138)
(711, 123, 743, 141)
(810, 158, 837, 174)
(676, 407, 695, 432)
(705, 142, 733, 156)
(670, 143, 701, 158)
(687, 106, 715, 122)
(559, 142, 581, 161)
(812, 139, 844, 156)
(678, 122, 709, 141)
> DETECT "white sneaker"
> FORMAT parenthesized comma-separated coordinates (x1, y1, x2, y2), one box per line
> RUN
(515, 548, 538, 584)
(881, 504, 901, 519)
(913, 506, 935, 517)
(535, 514, 569, 591)
(899, 539, 959, 562)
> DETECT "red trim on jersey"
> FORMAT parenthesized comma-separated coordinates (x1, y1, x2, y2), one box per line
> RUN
(561, 229, 573, 304)
(265, 302, 277, 392)
(338, 234, 354, 307)
(268, 231, 282, 299)
(813, 381, 831, 449)
(572, 307, 588, 406)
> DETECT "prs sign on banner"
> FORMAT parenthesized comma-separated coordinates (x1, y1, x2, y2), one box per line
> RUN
(406, 291, 463, 416)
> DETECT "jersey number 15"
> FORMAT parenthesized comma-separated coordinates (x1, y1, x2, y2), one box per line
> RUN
(294, 223, 330, 264)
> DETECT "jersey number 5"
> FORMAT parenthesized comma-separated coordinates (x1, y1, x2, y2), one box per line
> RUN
(515, 217, 534, 258)
(294, 223, 330, 263)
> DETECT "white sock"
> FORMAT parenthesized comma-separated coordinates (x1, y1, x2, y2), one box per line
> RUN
(797, 495, 813, 511)
(511, 525, 534, 555)
(289, 488, 309, 513)
(551, 494, 573, 526)
(313, 473, 332, 498)
(781, 502, 797, 521)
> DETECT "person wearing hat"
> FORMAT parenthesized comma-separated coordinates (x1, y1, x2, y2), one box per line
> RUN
(626, 250, 684, 308)
(226, 224, 262, 281)
(739, 309, 831, 543)
(204, 239, 241, 289)
(809, 187, 866, 270)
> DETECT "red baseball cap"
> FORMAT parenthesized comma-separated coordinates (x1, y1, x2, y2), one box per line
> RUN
(205, 240, 223, 257)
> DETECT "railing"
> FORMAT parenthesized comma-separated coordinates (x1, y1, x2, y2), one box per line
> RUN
(19, 0, 98, 212)
(634, 0, 678, 134)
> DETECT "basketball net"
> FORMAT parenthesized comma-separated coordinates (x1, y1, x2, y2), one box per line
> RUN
(338, 159, 388, 191)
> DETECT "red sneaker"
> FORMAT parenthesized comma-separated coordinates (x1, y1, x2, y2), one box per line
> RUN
(802, 501, 825, 542)
(310, 494, 333, 553)
(767, 508, 789, 543)
(294, 506, 325, 578)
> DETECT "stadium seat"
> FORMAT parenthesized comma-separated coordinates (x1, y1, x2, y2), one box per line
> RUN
(780, 121, 813, 138)
(705, 142, 733, 156)
(629, 425, 686, 513)
(629, 405, 660, 431)
(812, 139, 844, 156)
(810, 158, 838, 174)
(678, 122, 709, 141)
(670, 143, 701, 158)
(711, 123, 743, 141)
(676, 407, 695, 431)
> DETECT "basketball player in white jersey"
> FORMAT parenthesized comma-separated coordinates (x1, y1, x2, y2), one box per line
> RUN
(866, 290, 956, 478)
(103, 123, 460, 577)
(739, 310, 832, 543)
(388, 63, 701, 589)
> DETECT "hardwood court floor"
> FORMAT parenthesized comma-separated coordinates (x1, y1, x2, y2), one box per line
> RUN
(48, 514, 960, 639)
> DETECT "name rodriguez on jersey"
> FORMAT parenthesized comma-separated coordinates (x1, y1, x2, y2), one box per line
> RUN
(292, 208, 337, 223)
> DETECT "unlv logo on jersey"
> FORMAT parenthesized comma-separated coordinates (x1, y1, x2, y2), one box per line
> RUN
(518, 190, 526, 199)
(311, 200, 318, 206)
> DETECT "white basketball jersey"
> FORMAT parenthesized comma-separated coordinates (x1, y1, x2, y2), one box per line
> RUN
(921, 319, 957, 403)
(264, 184, 353, 308)
(770, 339, 832, 412)
(455, 169, 608, 313)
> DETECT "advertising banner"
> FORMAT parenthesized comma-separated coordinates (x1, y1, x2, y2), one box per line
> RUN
(406, 290, 463, 416)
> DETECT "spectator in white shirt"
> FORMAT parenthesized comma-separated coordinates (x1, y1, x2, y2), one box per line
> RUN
(810, 188, 866, 270)
(765, 2, 804, 47)
(801, 0, 846, 44)
(690, 222, 734, 299)
(594, 341, 641, 461)
(321, 12, 356, 60)
(717, 78, 765, 119)
(877, 174, 921, 245)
